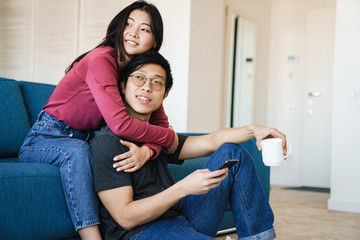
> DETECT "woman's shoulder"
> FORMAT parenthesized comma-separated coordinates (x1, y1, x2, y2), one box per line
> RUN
(82, 46, 118, 71)
(88, 46, 117, 60)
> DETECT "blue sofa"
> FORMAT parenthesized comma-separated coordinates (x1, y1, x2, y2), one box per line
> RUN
(0, 77, 270, 240)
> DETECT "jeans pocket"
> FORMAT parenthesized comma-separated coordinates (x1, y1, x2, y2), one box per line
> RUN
(34, 119, 72, 138)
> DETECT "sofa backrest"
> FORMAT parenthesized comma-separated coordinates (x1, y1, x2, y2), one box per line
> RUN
(0, 78, 30, 157)
(19, 81, 56, 126)
(0, 78, 55, 158)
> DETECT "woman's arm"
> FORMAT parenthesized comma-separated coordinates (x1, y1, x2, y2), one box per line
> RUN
(98, 168, 228, 230)
(86, 54, 175, 148)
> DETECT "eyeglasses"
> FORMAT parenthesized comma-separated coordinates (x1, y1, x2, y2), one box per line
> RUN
(129, 73, 166, 91)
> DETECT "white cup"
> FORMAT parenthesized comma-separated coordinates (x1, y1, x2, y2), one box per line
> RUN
(261, 138, 291, 166)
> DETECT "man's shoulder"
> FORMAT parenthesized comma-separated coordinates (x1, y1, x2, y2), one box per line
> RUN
(91, 126, 120, 144)
(90, 126, 127, 163)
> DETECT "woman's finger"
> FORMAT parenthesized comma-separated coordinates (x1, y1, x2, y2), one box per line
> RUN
(113, 151, 132, 161)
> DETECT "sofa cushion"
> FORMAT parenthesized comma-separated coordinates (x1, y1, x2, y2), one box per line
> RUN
(0, 162, 79, 240)
(0, 78, 30, 157)
(19, 81, 55, 126)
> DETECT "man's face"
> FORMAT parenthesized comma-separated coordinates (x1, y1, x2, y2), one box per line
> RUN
(121, 63, 168, 121)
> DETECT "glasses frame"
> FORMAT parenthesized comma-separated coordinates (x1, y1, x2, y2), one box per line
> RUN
(129, 73, 166, 91)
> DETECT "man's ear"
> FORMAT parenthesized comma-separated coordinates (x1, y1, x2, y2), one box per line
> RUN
(163, 90, 169, 99)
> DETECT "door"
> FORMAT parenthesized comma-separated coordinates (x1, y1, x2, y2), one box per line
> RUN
(226, 14, 256, 127)
(301, 8, 336, 188)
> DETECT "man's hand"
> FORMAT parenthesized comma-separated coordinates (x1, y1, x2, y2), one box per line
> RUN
(112, 140, 152, 172)
(177, 168, 228, 196)
(163, 125, 179, 154)
(250, 125, 288, 155)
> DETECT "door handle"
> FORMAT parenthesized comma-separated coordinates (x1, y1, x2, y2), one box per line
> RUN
(308, 91, 321, 97)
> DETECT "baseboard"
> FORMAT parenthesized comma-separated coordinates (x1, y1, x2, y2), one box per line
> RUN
(328, 198, 360, 213)
(270, 177, 301, 187)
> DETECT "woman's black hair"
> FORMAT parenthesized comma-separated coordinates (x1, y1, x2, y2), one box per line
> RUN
(119, 50, 173, 98)
(65, 0, 163, 73)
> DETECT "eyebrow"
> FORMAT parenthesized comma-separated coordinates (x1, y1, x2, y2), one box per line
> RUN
(128, 17, 151, 28)
(135, 69, 165, 80)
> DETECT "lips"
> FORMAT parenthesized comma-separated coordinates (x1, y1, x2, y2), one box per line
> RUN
(136, 95, 150, 102)
(125, 39, 138, 47)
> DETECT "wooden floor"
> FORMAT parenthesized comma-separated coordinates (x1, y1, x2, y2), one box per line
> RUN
(216, 185, 360, 240)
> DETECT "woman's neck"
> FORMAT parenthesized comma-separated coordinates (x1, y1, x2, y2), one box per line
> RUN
(117, 51, 132, 70)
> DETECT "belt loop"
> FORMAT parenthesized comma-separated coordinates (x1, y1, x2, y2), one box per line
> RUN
(37, 110, 45, 121)
(68, 129, 74, 138)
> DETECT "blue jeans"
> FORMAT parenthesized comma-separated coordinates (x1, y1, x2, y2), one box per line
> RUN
(19, 111, 100, 231)
(131, 143, 276, 240)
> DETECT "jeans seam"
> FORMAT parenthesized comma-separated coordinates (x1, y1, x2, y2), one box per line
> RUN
(235, 174, 256, 236)
(76, 220, 101, 231)
(187, 193, 209, 222)
(21, 146, 82, 227)
(132, 230, 145, 240)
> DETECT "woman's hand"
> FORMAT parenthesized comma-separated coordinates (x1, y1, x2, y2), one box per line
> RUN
(112, 140, 152, 172)
(163, 125, 179, 154)
(250, 125, 288, 155)
(178, 168, 228, 196)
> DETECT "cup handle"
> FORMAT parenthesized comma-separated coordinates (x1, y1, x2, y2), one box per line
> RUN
(285, 143, 292, 159)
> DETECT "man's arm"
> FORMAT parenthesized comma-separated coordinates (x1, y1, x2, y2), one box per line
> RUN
(178, 124, 287, 160)
(98, 168, 228, 230)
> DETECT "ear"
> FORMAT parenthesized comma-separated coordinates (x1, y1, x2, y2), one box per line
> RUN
(120, 81, 126, 94)
(163, 90, 169, 99)
(153, 41, 157, 49)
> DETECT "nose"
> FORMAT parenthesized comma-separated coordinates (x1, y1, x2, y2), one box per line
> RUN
(129, 28, 139, 38)
(142, 79, 152, 92)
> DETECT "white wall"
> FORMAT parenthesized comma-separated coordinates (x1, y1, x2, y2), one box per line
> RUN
(150, 0, 191, 132)
(328, 0, 360, 213)
(187, 0, 225, 132)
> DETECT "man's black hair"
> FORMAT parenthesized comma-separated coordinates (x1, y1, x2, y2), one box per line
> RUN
(118, 50, 173, 96)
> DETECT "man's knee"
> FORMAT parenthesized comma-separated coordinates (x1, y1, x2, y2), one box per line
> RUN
(218, 142, 247, 154)
(217, 143, 252, 164)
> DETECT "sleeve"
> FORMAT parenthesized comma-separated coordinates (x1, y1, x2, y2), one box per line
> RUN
(91, 130, 132, 192)
(167, 134, 188, 165)
(143, 104, 169, 159)
(149, 104, 169, 127)
(85, 54, 175, 148)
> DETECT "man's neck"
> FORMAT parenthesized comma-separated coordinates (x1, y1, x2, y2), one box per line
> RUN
(125, 105, 151, 123)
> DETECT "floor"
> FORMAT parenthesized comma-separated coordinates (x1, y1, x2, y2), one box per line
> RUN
(216, 185, 360, 240)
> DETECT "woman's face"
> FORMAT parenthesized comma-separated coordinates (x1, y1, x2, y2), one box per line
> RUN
(123, 10, 156, 56)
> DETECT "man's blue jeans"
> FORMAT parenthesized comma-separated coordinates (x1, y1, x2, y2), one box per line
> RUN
(131, 143, 276, 240)
(19, 111, 100, 231)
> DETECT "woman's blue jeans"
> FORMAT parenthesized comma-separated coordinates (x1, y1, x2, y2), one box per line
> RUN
(131, 143, 276, 240)
(19, 111, 100, 231)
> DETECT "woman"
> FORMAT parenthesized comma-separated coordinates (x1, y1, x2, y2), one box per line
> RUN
(19, 1, 176, 239)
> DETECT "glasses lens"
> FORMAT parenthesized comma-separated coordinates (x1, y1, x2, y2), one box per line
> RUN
(132, 74, 146, 86)
(131, 73, 165, 91)
(151, 79, 165, 91)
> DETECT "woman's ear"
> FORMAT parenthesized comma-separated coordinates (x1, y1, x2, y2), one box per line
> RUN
(120, 81, 126, 94)
(153, 41, 157, 49)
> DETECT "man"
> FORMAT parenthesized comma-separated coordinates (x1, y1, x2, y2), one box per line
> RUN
(90, 50, 286, 240)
